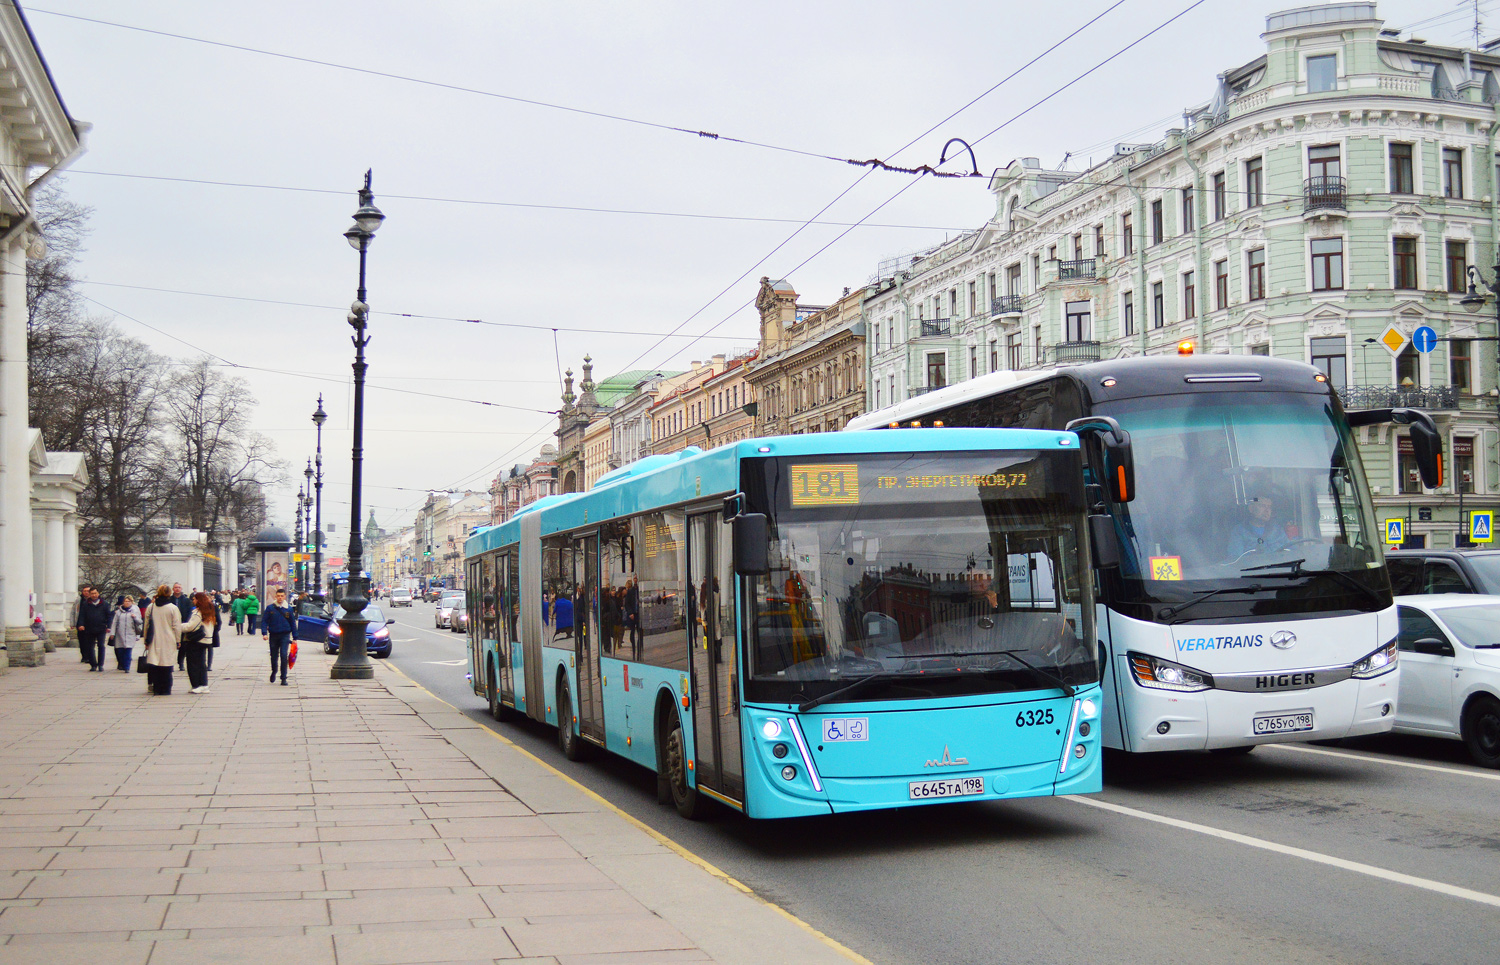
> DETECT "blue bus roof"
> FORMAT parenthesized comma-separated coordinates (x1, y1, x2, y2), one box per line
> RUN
(464, 428, 1077, 557)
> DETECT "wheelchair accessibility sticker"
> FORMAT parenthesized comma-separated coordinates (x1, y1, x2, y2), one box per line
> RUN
(822, 718, 868, 742)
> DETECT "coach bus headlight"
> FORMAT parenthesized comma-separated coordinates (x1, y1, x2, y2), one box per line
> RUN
(1351, 639, 1399, 679)
(761, 719, 782, 739)
(1127, 652, 1211, 692)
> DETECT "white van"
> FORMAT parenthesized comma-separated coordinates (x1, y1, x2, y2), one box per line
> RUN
(390, 588, 413, 607)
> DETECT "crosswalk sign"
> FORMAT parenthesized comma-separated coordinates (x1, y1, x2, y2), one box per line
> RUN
(1385, 519, 1404, 545)
(1472, 512, 1494, 544)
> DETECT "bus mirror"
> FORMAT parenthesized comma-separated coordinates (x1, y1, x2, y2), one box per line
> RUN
(733, 514, 770, 575)
(1103, 433, 1135, 504)
(1089, 515, 1120, 569)
(1408, 419, 1443, 489)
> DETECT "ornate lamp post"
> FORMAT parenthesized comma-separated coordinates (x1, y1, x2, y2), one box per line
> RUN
(331, 170, 384, 680)
(303, 459, 314, 587)
(294, 484, 307, 593)
(312, 396, 327, 600)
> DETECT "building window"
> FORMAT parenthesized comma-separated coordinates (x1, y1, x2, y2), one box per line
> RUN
(1047, 245, 1057, 263)
(1396, 345, 1420, 386)
(1390, 142, 1414, 194)
(990, 339, 998, 373)
(1250, 343, 1270, 357)
(1094, 224, 1105, 258)
(926, 353, 946, 389)
(968, 281, 976, 317)
(1212, 171, 1226, 220)
(1248, 247, 1266, 300)
(1245, 156, 1263, 208)
(1307, 54, 1337, 92)
(1399, 439, 1423, 494)
(1123, 293, 1135, 336)
(1032, 254, 1041, 287)
(1065, 300, 1091, 341)
(1073, 233, 1084, 260)
(1456, 438, 1476, 493)
(1150, 200, 1163, 245)
(1182, 271, 1195, 319)
(987, 272, 996, 303)
(1310, 336, 1347, 388)
(1308, 144, 1341, 180)
(1152, 282, 1164, 328)
(949, 289, 958, 316)
(1007, 264, 1022, 295)
(1443, 147, 1464, 199)
(969, 346, 978, 379)
(1311, 237, 1343, 291)
(1007, 333, 1022, 370)
(1447, 240, 1468, 293)
(1214, 259, 1229, 310)
(1451, 338, 1472, 393)
(1394, 237, 1419, 290)
(1181, 187, 1194, 234)
(1122, 213, 1133, 254)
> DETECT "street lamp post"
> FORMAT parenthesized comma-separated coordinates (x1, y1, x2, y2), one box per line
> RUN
(303, 459, 314, 588)
(294, 485, 307, 593)
(1455, 264, 1500, 548)
(331, 170, 384, 680)
(312, 396, 327, 600)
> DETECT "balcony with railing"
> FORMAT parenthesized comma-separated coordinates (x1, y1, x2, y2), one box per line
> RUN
(1338, 385, 1458, 410)
(990, 294, 1024, 316)
(1047, 341, 1102, 365)
(1303, 176, 1347, 214)
(1057, 259, 1097, 280)
(908, 385, 941, 398)
(919, 318, 951, 337)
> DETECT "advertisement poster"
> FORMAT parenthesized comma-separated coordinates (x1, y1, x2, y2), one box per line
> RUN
(261, 551, 290, 600)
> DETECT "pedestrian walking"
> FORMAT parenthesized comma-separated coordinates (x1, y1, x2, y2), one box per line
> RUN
(108, 595, 142, 671)
(73, 588, 91, 663)
(243, 590, 261, 634)
(75, 585, 111, 672)
(261, 588, 297, 686)
(179, 592, 219, 694)
(142, 585, 183, 695)
(231, 591, 248, 635)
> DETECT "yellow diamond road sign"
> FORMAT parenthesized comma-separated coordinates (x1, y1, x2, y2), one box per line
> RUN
(1379, 324, 1408, 356)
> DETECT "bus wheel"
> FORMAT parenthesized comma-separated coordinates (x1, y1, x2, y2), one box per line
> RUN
(556, 681, 586, 761)
(1462, 696, 1500, 769)
(665, 714, 705, 820)
(1210, 745, 1256, 756)
(487, 667, 503, 722)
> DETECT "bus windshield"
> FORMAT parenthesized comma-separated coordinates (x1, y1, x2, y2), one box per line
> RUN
(1097, 391, 1388, 620)
(744, 451, 1096, 703)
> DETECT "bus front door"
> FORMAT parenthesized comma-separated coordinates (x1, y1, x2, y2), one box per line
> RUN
(574, 534, 606, 746)
(688, 513, 744, 804)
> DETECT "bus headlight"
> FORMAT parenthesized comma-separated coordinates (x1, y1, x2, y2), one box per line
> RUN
(1351, 639, 1398, 679)
(1128, 652, 1212, 692)
(761, 719, 782, 739)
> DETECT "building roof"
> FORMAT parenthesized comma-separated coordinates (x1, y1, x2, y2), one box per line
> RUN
(594, 369, 683, 408)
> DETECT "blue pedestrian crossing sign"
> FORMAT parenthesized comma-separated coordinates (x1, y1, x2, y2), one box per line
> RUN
(1412, 326, 1438, 353)
(1385, 519, 1404, 545)
(1472, 511, 1494, 544)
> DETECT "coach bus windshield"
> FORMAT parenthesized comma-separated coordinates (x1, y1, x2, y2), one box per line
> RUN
(1096, 392, 1389, 621)
(743, 451, 1097, 704)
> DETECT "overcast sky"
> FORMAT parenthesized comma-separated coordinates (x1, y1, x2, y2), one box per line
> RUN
(23, 0, 1466, 540)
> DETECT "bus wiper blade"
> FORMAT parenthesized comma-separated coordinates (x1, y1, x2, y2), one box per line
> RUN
(996, 649, 1075, 698)
(1242, 558, 1306, 575)
(798, 673, 910, 713)
(1160, 585, 1266, 621)
(1242, 564, 1385, 608)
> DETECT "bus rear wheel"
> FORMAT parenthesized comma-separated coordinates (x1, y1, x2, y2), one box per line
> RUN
(556, 681, 587, 761)
(487, 667, 503, 721)
(665, 715, 705, 820)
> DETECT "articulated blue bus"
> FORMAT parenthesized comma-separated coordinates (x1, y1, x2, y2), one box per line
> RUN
(464, 429, 1106, 819)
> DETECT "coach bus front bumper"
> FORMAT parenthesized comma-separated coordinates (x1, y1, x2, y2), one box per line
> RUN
(740, 689, 1103, 818)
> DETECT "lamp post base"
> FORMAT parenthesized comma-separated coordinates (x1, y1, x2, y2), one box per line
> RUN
(330, 582, 374, 679)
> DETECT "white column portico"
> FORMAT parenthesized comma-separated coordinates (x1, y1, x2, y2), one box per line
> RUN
(30, 452, 88, 658)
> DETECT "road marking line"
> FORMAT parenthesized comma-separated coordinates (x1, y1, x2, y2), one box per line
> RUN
(1064, 795, 1500, 909)
(380, 661, 873, 965)
(1262, 743, 1500, 782)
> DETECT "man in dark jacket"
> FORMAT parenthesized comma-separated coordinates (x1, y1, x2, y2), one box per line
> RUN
(173, 584, 193, 669)
(75, 585, 112, 672)
(261, 589, 298, 686)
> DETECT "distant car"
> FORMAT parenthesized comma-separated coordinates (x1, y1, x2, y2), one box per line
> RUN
(1393, 594, 1500, 768)
(428, 588, 445, 603)
(435, 593, 464, 628)
(449, 603, 468, 633)
(1387, 548, 1500, 596)
(325, 603, 395, 658)
(390, 588, 412, 607)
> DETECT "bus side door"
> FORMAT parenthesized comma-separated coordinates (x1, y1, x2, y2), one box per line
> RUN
(688, 512, 744, 803)
(574, 533, 606, 746)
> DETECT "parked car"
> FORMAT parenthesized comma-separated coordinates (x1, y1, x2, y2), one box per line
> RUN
(1393, 594, 1500, 767)
(390, 588, 413, 607)
(293, 600, 333, 643)
(435, 592, 464, 629)
(1387, 548, 1500, 596)
(325, 603, 395, 658)
(449, 603, 468, 633)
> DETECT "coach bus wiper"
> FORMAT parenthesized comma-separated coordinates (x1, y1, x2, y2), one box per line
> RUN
(798, 672, 918, 713)
(1244, 562, 1385, 608)
(1160, 585, 1266, 621)
(995, 649, 1075, 698)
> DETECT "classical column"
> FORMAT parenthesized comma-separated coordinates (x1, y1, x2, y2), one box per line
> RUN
(43, 511, 66, 650)
(63, 512, 79, 639)
(1, 238, 38, 667)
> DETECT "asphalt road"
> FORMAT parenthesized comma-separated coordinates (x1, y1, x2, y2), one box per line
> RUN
(384, 600, 1500, 965)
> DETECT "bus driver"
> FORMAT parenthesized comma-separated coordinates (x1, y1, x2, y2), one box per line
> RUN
(1227, 493, 1289, 561)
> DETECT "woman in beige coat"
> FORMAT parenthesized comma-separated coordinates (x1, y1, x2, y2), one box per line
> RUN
(142, 584, 183, 695)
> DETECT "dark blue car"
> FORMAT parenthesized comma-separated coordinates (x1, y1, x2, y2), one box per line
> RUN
(318, 603, 395, 657)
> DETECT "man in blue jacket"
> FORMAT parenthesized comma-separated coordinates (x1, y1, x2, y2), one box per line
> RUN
(261, 588, 298, 685)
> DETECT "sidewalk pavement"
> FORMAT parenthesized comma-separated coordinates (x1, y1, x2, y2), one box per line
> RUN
(0, 633, 865, 965)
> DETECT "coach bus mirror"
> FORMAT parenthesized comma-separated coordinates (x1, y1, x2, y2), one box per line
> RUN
(733, 514, 770, 575)
(1088, 514, 1120, 569)
(1408, 420, 1443, 489)
(1103, 433, 1136, 504)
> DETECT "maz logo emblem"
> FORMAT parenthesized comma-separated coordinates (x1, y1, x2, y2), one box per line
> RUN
(925, 746, 969, 767)
(1270, 630, 1297, 650)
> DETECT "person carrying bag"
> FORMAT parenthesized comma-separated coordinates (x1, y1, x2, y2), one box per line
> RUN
(141, 584, 183, 695)
(179, 592, 219, 694)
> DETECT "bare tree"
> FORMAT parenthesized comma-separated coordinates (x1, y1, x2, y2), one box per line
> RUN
(79, 554, 159, 599)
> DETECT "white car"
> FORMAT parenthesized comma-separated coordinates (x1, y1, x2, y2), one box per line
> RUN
(390, 588, 413, 607)
(1393, 594, 1500, 768)
(435, 593, 464, 628)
